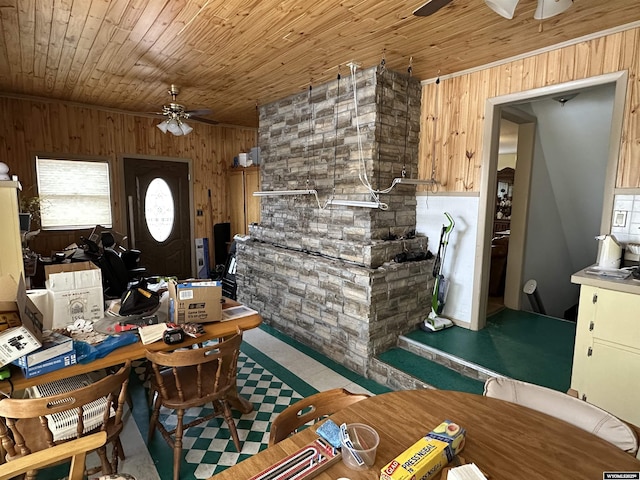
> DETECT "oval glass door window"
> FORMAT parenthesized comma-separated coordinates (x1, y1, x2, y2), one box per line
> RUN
(145, 178, 174, 242)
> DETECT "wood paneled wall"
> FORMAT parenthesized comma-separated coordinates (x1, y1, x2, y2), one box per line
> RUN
(0, 96, 256, 254)
(418, 26, 640, 192)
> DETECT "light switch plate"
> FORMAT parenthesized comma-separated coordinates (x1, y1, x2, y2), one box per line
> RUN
(613, 210, 628, 227)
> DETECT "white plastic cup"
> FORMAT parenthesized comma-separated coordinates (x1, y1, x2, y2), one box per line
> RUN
(340, 423, 379, 470)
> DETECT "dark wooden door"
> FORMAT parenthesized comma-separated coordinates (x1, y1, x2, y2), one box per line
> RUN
(123, 158, 192, 279)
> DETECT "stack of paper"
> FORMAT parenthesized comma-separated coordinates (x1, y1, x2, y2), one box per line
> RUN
(221, 305, 258, 321)
(447, 463, 487, 480)
(138, 323, 168, 345)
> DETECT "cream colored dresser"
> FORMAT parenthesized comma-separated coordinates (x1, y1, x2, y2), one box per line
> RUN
(571, 267, 640, 427)
(0, 180, 24, 283)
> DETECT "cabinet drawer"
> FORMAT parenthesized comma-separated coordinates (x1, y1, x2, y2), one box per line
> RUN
(592, 287, 640, 346)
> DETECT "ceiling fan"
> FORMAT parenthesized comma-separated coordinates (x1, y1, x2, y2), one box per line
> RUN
(413, 0, 454, 16)
(413, 0, 573, 19)
(153, 84, 217, 136)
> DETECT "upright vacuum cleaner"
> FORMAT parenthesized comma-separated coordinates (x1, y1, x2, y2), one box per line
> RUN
(421, 212, 455, 332)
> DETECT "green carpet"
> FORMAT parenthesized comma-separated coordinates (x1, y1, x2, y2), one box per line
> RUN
(377, 348, 485, 394)
(403, 308, 576, 392)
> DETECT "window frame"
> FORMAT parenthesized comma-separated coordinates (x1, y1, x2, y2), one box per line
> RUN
(32, 153, 115, 231)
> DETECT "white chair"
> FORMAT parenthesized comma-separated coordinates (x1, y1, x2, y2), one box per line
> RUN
(483, 377, 638, 455)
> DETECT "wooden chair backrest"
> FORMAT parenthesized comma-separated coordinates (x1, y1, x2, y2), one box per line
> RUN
(145, 329, 242, 403)
(0, 431, 107, 480)
(268, 388, 370, 446)
(0, 361, 131, 459)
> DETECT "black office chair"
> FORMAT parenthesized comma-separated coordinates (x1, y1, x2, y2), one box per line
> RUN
(221, 240, 237, 300)
(97, 232, 145, 298)
(98, 249, 131, 298)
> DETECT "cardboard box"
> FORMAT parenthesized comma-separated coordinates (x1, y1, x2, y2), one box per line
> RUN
(20, 350, 77, 378)
(45, 262, 104, 329)
(0, 275, 44, 367)
(0, 275, 44, 338)
(14, 330, 74, 368)
(0, 275, 43, 340)
(0, 327, 41, 368)
(380, 420, 466, 480)
(168, 280, 222, 324)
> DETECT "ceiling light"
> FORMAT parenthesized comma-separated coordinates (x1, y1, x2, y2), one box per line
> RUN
(485, 0, 519, 19)
(179, 122, 193, 135)
(166, 119, 183, 136)
(485, 0, 572, 20)
(156, 120, 170, 134)
(157, 115, 193, 136)
(534, 0, 573, 19)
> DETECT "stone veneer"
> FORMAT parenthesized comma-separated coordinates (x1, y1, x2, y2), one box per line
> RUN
(236, 65, 433, 377)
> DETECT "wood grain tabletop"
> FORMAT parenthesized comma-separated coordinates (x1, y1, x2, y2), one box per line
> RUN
(211, 388, 640, 479)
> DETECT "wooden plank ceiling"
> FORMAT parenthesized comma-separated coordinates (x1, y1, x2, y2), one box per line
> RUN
(0, 0, 638, 127)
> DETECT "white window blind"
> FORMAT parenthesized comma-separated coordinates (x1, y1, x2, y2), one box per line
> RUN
(36, 157, 113, 230)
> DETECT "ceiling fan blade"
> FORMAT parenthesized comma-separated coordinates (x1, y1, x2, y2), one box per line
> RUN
(185, 108, 213, 116)
(189, 116, 219, 125)
(413, 0, 454, 16)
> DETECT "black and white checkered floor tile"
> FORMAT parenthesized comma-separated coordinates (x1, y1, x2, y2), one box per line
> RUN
(137, 352, 310, 479)
(124, 325, 386, 480)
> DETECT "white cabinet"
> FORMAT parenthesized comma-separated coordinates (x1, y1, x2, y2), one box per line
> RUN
(570, 282, 640, 427)
(0, 181, 24, 283)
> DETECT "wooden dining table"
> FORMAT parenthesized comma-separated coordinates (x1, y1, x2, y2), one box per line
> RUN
(0, 298, 262, 414)
(211, 388, 640, 479)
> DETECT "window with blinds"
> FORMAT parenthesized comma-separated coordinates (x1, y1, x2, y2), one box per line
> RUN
(35, 157, 113, 230)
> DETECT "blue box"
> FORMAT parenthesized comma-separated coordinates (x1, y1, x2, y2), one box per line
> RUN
(14, 331, 73, 368)
(20, 351, 77, 378)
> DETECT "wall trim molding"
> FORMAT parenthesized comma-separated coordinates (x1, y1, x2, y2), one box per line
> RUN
(0, 92, 256, 131)
(421, 20, 640, 85)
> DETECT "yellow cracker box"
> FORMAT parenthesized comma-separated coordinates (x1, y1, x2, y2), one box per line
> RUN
(380, 420, 466, 480)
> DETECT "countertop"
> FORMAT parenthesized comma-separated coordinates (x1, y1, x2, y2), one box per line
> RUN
(571, 265, 640, 295)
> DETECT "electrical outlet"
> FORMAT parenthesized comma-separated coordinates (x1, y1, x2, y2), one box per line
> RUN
(196, 209, 204, 217)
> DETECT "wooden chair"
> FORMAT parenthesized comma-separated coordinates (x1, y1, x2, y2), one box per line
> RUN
(0, 361, 131, 480)
(484, 377, 639, 455)
(145, 327, 244, 480)
(268, 387, 370, 446)
(0, 431, 107, 480)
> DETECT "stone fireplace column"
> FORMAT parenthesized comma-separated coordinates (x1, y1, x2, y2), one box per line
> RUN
(236, 65, 434, 377)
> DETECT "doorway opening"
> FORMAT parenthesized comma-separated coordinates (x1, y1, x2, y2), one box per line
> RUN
(472, 71, 628, 331)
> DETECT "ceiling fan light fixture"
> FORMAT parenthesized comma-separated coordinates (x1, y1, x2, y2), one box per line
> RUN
(166, 119, 184, 136)
(485, 0, 519, 19)
(533, 0, 573, 19)
(156, 120, 170, 134)
(155, 85, 211, 135)
(179, 121, 193, 135)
